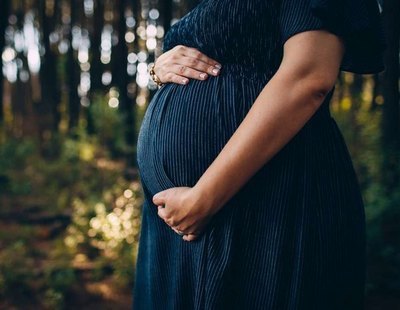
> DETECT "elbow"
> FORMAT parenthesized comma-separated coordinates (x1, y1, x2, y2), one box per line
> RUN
(274, 66, 338, 111)
(310, 81, 334, 101)
(276, 30, 343, 109)
(303, 76, 336, 109)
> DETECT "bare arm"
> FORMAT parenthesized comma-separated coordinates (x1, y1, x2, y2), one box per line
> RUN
(153, 30, 345, 241)
(192, 30, 345, 216)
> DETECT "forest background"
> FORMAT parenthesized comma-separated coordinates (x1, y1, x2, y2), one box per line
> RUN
(0, 0, 399, 309)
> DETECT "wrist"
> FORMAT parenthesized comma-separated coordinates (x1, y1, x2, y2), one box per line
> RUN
(149, 62, 164, 87)
(191, 181, 223, 217)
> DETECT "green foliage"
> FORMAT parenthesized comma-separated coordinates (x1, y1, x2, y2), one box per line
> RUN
(111, 242, 139, 289)
(333, 91, 400, 297)
(89, 92, 130, 157)
(42, 289, 65, 310)
(64, 180, 142, 287)
(0, 238, 79, 307)
(0, 137, 37, 195)
(0, 118, 143, 307)
(0, 241, 34, 301)
(45, 267, 77, 294)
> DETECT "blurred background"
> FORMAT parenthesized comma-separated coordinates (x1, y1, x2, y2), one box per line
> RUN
(0, 0, 398, 309)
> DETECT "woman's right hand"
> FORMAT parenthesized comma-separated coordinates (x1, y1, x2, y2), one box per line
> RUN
(153, 45, 222, 85)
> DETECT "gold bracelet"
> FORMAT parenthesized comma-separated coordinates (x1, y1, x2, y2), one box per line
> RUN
(149, 63, 164, 87)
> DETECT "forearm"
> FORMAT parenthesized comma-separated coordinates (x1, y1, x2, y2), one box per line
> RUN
(193, 72, 331, 215)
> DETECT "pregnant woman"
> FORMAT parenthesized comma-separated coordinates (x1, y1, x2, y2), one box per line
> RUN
(133, 0, 386, 309)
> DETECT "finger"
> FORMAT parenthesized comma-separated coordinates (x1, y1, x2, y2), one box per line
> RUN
(157, 206, 168, 220)
(163, 71, 190, 85)
(183, 234, 198, 242)
(172, 46, 221, 76)
(180, 46, 222, 69)
(178, 56, 221, 77)
(152, 191, 167, 205)
(171, 227, 183, 235)
(171, 64, 210, 81)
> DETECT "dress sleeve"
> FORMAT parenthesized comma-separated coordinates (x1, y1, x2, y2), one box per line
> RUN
(279, 0, 388, 74)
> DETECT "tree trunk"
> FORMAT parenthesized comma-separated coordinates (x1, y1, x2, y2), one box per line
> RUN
(370, 74, 381, 111)
(381, 0, 400, 149)
(186, 0, 200, 11)
(112, 0, 137, 166)
(161, 0, 173, 34)
(90, 0, 104, 92)
(39, 0, 61, 135)
(381, 0, 400, 192)
(67, 0, 80, 132)
(126, 0, 143, 170)
(0, 0, 10, 123)
(112, 0, 129, 109)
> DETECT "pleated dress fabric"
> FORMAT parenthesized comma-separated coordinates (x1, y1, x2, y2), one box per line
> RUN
(133, 0, 386, 309)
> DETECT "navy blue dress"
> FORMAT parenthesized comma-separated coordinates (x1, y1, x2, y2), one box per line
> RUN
(133, 0, 386, 309)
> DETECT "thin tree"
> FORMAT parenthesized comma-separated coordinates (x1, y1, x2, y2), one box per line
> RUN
(381, 0, 400, 191)
(0, 0, 10, 123)
(67, 0, 80, 131)
(370, 74, 381, 111)
(186, 0, 200, 11)
(112, 0, 129, 112)
(90, 0, 104, 92)
(382, 0, 400, 149)
(112, 0, 137, 166)
(161, 0, 173, 35)
(39, 0, 61, 134)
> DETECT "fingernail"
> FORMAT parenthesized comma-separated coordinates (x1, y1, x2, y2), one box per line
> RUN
(215, 63, 222, 69)
(212, 68, 219, 75)
(200, 73, 207, 79)
(182, 78, 188, 84)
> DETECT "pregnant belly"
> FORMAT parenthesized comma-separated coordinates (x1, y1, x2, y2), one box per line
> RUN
(136, 73, 267, 195)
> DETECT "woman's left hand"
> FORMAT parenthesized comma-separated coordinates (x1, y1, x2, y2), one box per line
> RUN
(152, 187, 215, 242)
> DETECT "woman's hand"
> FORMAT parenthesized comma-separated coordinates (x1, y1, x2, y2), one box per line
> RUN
(153, 45, 222, 85)
(152, 186, 216, 241)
